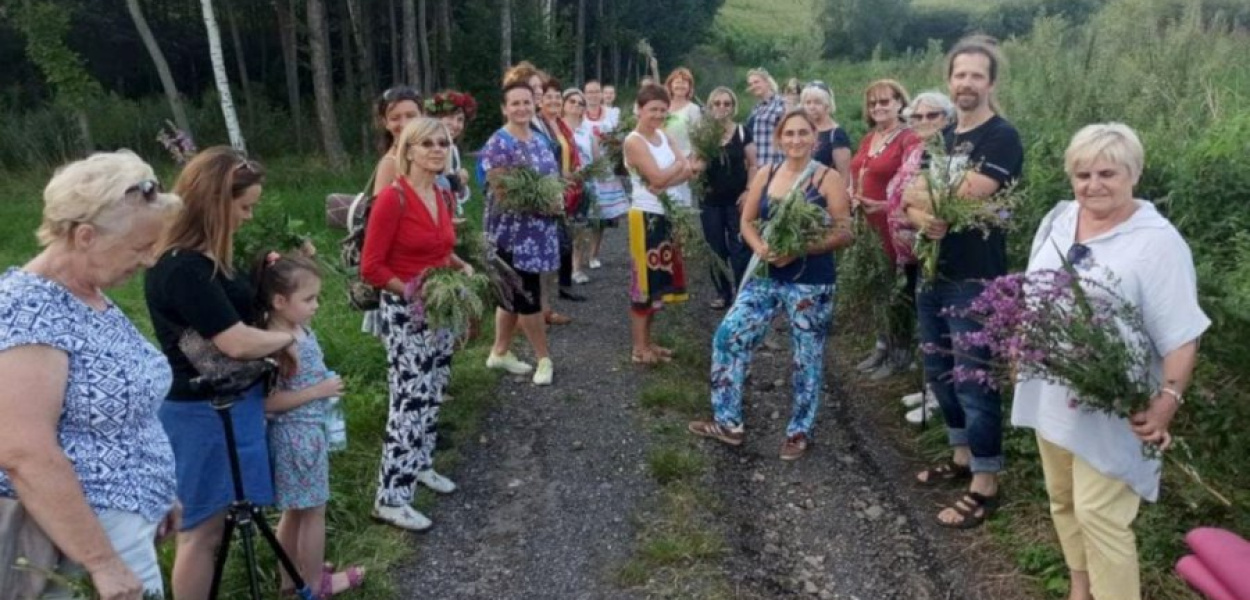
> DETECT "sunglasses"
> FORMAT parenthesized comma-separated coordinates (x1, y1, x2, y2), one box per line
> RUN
(415, 138, 452, 149)
(909, 111, 944, 123)
(711, 100, 734, 107)
(234, 159, 260, 174)
(125, 179, 163, 202)
(382, 86, 421, 103)
(806, 80, 831, 93)
(868, 97, 896, 108)
(1066, 243, 1093, 269)
(566, 99, 586, 107)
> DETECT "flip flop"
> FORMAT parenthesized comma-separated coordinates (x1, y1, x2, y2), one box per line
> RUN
(320, 565, 366, 598)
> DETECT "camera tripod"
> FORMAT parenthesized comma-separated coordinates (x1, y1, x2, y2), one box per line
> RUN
(205, 391, 314, 600)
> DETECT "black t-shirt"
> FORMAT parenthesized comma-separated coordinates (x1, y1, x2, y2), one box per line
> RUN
(812, 127, 852, 169)
(144, 249, 257, 399)
(938, 115, 1023, 281)
(704, 124, 753, 207)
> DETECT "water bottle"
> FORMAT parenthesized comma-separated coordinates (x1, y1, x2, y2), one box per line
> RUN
(324, 370, 348, 452)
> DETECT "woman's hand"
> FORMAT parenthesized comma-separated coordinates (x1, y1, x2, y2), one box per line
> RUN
(766, 251, 796, 268)
(922, 216, 949, 240)
(461, 262, 476, 277)
(858, 196, 887, 214)
(155, 502, 182, 544)
(688, 156, 706, 174)
(312, 375, 345, 399)
(1130, 392, 1181, 451)
(88, 556, 144, 600)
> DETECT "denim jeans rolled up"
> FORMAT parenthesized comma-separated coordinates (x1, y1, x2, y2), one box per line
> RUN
(699, 204, 751, 303)
(917, 279, 1004, 473)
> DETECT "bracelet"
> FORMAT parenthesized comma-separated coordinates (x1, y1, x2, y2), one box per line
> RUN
(1159, 386, 1184, 406)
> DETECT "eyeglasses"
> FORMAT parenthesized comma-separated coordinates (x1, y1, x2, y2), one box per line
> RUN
(909, 111, 945, 123)
(868, 98, 895, 108)
(1066, 243, 1093, 269)
(416, 138, 452, 149)
(125, 179, 162, 202)
(711, 100, 734, 108)
(566, 99, 586, 107)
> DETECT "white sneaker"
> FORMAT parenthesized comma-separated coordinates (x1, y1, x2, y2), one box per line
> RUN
(572, 271, 591, 284)
(532, 357, 554, 386)
(372, 503, 432, 532)
(589, 258, 602, 269)
(900, 391, 925, 408)
(486, 351, 533, 375)
(905, 399, 940, 425)
(416, 469, 457, 494)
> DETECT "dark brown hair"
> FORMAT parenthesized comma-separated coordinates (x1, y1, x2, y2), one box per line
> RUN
(635, 83, 671, 109)
(163, 146, 265, 277)
(374, 86, 423, 154)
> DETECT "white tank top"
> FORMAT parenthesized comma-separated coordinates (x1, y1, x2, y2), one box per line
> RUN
(625, 130, 690, 214)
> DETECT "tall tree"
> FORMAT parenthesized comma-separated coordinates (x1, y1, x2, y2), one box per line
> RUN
(595, 0, 604, 80)
(126, 0, 192, 137)
(500, 0, 511, 73)
(274, 0, 303, 147)
(418, 0, 432, 92)
(437, 0, 453, 87)
(346, 0, 375, 99)
(200, 0, 246, 151)
(389, 0, 400, 85)
(574, 0, 585, 85)
(402, 0, 418, 86)
(307, 0, 347, 168)
(14, 1, 101, 154)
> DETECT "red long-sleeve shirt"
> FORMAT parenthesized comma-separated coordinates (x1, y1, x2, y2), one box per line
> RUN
(361, 177, 456, 288)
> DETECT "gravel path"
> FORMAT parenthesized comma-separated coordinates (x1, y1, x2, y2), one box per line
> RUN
(396, 230, 1038, 600)
(394, 230, 648, 600)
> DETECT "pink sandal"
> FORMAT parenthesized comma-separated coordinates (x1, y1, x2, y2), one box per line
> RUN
(319, 565, 365, 598)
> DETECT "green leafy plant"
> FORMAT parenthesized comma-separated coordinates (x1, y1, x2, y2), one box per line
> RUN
(490, 167, 565, 217)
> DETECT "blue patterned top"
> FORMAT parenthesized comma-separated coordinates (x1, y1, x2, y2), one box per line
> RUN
(273, 327, 330, 425)
(0, 269, 176, 522)
(479, 128, 561, 273)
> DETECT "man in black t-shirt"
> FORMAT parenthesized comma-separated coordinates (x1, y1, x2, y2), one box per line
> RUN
(910, 36, 1023, 531)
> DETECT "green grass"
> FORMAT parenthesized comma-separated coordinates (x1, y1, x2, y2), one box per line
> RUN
(713, 0, 818, 40)
(1, 154, 499, 598)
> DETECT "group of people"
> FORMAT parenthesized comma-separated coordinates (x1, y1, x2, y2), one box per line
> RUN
(0, 34, 1211, 600)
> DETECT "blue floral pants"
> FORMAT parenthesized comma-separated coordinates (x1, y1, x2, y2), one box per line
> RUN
(710, 278, 837, 437)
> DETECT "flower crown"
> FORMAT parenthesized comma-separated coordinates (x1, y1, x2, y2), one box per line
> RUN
(424, 91, 478, 121)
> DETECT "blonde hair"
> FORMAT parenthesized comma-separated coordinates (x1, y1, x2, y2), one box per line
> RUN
(862, 79, 910, 128)
(1064, 122, 1145, 182)
(395, 118, 451, 176)
(707, 86, 740, 115)
(746, 68, 778, 93)
(799, 86, 835, 117)
(38, 150, 181, 247)
(162, 146, 265, 277)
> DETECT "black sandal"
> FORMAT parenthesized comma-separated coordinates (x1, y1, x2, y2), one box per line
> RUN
(936, 491, 999, 530)
(914, 461, 971, 487)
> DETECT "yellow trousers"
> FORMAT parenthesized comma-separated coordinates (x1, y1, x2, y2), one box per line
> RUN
(1037, 434, 1142, 600)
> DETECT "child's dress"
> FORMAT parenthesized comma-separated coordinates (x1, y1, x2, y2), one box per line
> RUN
(269, 328, 332, 510)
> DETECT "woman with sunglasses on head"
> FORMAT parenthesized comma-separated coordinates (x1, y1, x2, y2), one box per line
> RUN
(890, 92, 956, 424)
(700, 86, 757, 309)
(363, 118, 472, 532)
(801, 82, 853, 182)
(144, 148, 295, 600)
(0, 152, 181, 600)
(361, 86, 423, 338)
(688, 109, 854, 461)
(849, 79, 922, 381)
(1011, 124, 1207, 600)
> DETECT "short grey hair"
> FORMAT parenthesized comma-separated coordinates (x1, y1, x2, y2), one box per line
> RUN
(904, 91, 955, 121)
(799, 86, 836, 116)
(1064, 122, 1145, 182)
(38, 150, 181, 246)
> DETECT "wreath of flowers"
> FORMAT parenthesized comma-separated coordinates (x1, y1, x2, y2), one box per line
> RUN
(424, 91, 478, 121)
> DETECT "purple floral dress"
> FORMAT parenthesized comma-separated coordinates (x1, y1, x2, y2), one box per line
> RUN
(268, 328, 331, 510)
(479, 128, 561, 273)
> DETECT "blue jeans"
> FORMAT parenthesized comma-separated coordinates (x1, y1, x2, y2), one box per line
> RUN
(700, 204, 750, 303)
(917, 280, 1004, 473)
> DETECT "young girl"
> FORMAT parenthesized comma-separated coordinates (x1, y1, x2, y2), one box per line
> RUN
(256, 252, 365, 598)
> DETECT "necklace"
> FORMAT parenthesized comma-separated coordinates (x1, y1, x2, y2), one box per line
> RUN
(868, 125, 903, 159)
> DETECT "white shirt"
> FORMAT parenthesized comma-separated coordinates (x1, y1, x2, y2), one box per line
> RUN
(625, 130, 688, 214)
(1011, 200, 1210, 502)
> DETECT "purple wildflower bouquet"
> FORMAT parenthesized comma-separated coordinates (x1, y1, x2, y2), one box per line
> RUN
(946, 257, 1161, 455)
(913, 139, 1022, 281)
(156, 120, 197, 165)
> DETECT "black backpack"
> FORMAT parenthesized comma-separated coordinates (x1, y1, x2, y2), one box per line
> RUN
(340, 182, 405, 311)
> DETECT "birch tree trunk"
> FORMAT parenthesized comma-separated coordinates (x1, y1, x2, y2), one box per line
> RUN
(402, 0, 418, 86)
(225, 3, 255, 135)
(274, 0, 303, 147)
(200, 0, 246, 152)
(126, 0, 192, 136)
(574, 0, 585, 85)
(418, 0, 432, 92)
(307, 0, 347, 168)
(500, 0, 511, 73)
(438, 0, 453, 87)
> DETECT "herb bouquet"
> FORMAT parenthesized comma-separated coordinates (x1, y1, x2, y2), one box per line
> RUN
(490, 167, 566, 217)
(739, 185, 835, 291)
(945, 255, 1162, 456)
(404, 267, 493, 337)
(686, 117, 727, 199)
(912, 140, 1022, 281)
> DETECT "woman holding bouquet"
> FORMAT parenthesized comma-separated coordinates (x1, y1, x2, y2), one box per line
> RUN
(362, 118, 474, 531)
(622, 84, 699, 365)
(688, 110, 853, 461)
(662, 68, 700, 207)
(700, 86, 756, 308)
(1012, 123, 1208, 600)
(480, 81, 560, 386)
(849, 80, 921, 381)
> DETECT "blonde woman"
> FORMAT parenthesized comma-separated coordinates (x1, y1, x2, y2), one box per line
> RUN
(800, 82, 852, 181)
